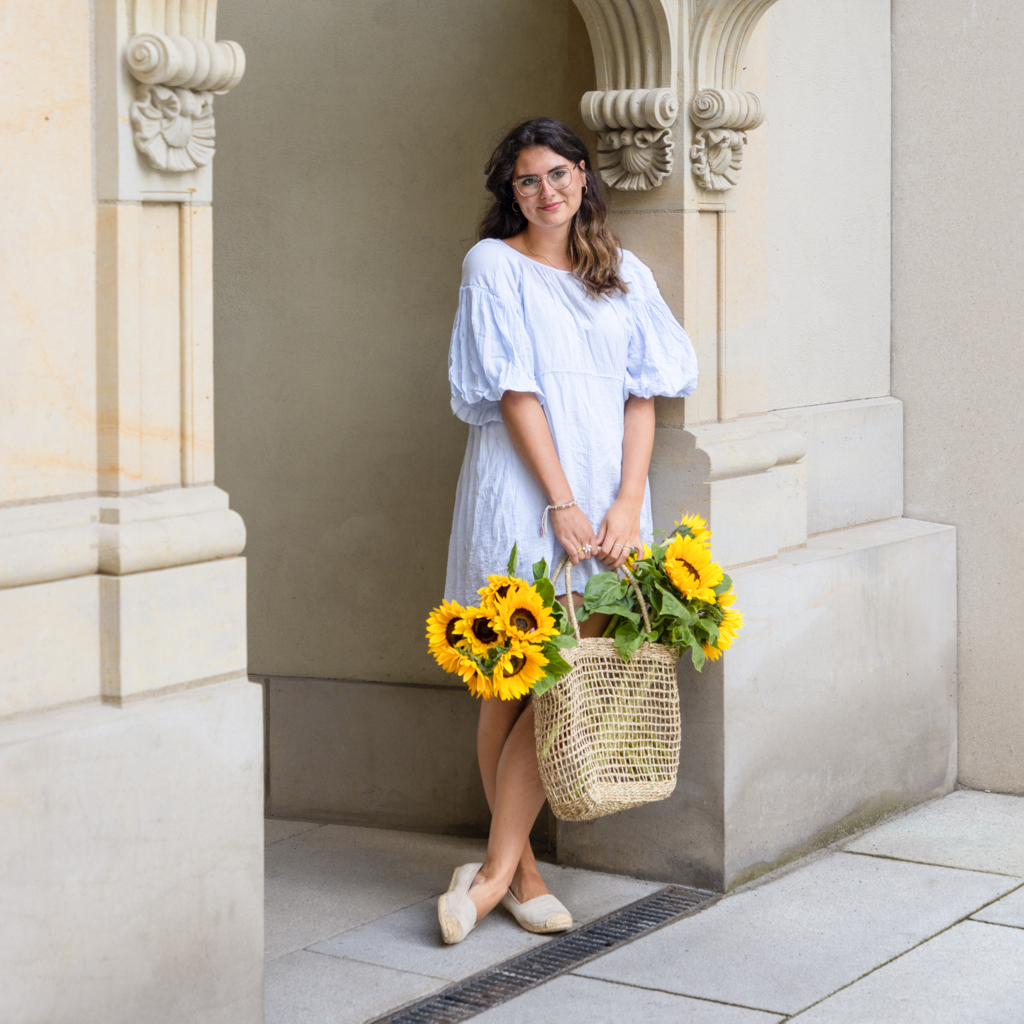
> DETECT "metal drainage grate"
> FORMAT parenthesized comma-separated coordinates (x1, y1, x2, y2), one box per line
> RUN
(370, 884, 719, 1024)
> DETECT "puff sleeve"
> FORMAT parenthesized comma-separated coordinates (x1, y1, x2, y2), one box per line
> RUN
(622, 251, 699, 400)
(448, 249, 543, 426)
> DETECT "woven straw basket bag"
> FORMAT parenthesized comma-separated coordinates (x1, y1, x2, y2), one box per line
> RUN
(533, 558, 682, 822)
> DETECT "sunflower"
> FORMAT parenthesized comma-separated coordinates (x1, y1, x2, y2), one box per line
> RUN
(716, 608, 744, 651)
(717, 584, 737, 610)
(477, 575, 527, 614)
(701, 642, 723, 662)
(664, 534, 723, 602)
(459, 606, 505, 656)
(494, 586, 558, 643)
(675, 513, 712, 546)
(425, 600, 469, 674)
(493, 641, 549, 700)
(457, 654, 494, 699)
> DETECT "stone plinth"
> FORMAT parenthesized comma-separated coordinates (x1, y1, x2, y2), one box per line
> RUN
(555, 518, 957, 891)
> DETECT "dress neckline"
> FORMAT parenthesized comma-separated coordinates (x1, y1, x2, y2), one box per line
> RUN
(495, 238, 574, 276)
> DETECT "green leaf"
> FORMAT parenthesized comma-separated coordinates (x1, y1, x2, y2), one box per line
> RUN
(713, 573, 733, 597)
(532, 673, 558, 698)
(587, 603, 641, 626)
(613, 620, 645, 662)
(534, 576, 556, 607)
(583, 573, 626, 607)
(506, 543, 519, 577)
(690, 643, 706, 672)
(546, 634, 578, 650)
(532, 557, 549, 583)
(656, 585, 694, 622)
(541, 647, 574, 678)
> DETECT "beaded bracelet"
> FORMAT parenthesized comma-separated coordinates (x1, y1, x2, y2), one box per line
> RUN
(540, 500, 577, 537)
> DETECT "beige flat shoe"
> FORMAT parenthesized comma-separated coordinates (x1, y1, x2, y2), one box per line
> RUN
(437, 863, 482, 944)
(501, 889, 573, 934)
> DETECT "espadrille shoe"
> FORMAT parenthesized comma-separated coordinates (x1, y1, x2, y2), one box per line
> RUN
(500, 889, 573, 934)
(437, 863, 482, 944)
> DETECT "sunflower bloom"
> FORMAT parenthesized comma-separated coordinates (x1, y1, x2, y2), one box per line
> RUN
(425, 600, 468, 674)
(477, 575, 527, 614)
(675, 513, 712, 546)
(494, 587, 558, 643)
(717, 585, 737, 610)
(457, 654, 494, 699)
(493, 641, 548, 700)
(664, 534, 723, 602)
(701, 642, 723, 662)
(716, 608, 744, 651)
(458, 606, 505, 656)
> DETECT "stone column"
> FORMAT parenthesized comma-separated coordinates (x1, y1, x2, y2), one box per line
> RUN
(0, 3, 262, 1019)
(558, 0, 957, 891)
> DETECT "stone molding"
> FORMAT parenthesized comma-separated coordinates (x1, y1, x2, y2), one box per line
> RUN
(573, 1, 679, 191)
(0, 487, 245, 590)
(688, 0, 780, 191)
(126, 33, 246, 172)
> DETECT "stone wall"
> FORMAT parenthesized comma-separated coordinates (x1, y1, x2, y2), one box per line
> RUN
(892, 0, 1024, 794)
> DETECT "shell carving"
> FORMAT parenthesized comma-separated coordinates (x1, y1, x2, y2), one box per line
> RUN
(689, 128, 746, 192)
(597, 129, 674, 191)
(130, 84, 215, 173)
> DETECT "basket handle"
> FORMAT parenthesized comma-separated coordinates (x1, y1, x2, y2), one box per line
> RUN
(550, 554, 653, 638)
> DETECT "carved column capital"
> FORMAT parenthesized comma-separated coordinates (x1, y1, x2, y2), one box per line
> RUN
(687, 0, 780, 192)
(126, 33, 246, 173)
(572, 1, 679, 191)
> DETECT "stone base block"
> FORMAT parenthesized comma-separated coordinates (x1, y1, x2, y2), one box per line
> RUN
(555, 518, 957, 892)
(0, 680, 264, 1024)
(264, 677, 492, 836)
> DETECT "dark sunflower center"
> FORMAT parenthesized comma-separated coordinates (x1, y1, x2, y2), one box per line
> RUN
(504, 655, 526, 677)
(497, 584, 510, 600)
(678, 558, 700, 582)
(472, 618, 499, 645)
(445, 618, 463, 648)
(511, 609, 538, 633)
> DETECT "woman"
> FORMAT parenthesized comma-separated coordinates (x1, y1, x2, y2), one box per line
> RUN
(438, 118, 697, 944)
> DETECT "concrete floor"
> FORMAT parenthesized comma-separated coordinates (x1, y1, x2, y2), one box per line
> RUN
(265, 790, 1024, 1023)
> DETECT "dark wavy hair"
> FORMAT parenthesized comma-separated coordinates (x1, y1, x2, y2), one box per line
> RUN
(479, 118, 626, 298)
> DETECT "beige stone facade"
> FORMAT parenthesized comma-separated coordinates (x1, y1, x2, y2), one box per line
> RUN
(1, 0, 1020, 1018)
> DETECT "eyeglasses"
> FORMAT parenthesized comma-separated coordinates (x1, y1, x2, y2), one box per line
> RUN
(513, 164, 578, 198)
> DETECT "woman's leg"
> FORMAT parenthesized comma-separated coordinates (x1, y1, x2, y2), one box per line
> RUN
(467, 592, 610, 921)
(476, 696, 549, 903)
(468, 699, 548, 920)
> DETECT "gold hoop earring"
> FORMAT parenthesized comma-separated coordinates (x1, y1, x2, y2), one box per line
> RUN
(512, 200, 521, 213)
(582, 184, 588, 196)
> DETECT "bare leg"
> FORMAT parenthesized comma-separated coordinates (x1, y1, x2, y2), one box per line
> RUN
(468, 700, 549, 920)
(467, 592, 611, 921)
(477, 696, 549, 903)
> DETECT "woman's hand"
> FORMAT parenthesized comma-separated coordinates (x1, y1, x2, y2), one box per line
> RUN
(551, 504, 598, 567)
(595, 498, 642, 571)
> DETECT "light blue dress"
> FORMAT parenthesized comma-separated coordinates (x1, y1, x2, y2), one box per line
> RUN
(444, 238, 698, 605)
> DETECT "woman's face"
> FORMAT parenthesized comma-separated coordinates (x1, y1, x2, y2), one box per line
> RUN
(511, 145, 586, 230)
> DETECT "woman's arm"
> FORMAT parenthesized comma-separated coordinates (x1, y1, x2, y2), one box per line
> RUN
(595, 395, 656, 570)
(499, 391, 598, 566)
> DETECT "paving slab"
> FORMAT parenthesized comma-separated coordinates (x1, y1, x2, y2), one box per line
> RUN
(844, 791, 1024, 876)
(474, 975, 785, 1023)
(578, 852, 1018, 1016)
(265, 949, 443, 1024)
(793, 920, 1024, 1023)
(308, 858, 661, 980)
(266, 818, 322, 845)
(265, 823, 487, 961)
(971, 882, 1024, 929)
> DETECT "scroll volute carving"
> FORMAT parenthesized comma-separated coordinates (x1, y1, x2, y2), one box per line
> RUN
(688, 0, 780, 192)
(573, 0, 679, 191)
(124, 1, 245, 172)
